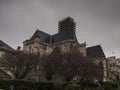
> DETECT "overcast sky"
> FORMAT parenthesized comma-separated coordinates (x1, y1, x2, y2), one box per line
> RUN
(0, 0, 120, 58)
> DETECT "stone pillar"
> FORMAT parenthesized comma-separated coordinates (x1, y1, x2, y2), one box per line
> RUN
(102, 60, 108, 82)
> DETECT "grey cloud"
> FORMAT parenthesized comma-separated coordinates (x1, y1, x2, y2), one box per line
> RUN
(0, 0, 120, 57)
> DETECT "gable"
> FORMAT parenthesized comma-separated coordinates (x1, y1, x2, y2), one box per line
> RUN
(0, 40, 14, 51)
(30, 30, 52, 44)
(86, 45, 106, 59)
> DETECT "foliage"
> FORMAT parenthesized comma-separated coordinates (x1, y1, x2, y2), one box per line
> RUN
(65, 84, 80, 90)
(0, 79, 118, 90)
(0, 79, 56, 90)
(102, 82, 117, 90)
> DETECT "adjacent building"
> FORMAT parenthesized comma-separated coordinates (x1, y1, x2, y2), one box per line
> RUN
(107, 56, 120, 82)
(0, 40, 14, 57)
(0, 40, 14, 79)
(87, 45, 107, 82)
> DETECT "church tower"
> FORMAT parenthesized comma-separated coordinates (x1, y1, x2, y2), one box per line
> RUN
(58, 17, 76, 33)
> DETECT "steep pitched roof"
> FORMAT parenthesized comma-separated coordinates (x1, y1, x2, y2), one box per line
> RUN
(86, 45, 106, 59)
(30, 30, 52, 44)
(30, 29, 77, 44)
(0, 40, 14, 51)
(29, 17, 78, 44)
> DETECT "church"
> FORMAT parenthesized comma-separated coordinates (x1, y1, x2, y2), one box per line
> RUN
(23, 17, 86, 56)
(23, 17, 107, 81)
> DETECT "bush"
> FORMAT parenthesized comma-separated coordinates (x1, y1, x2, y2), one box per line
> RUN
(79, 82, 99, 90)
(0, 79, 34, 90)
(0, 79, 57, 90)
(65, 84, 80, 90)
(83, 82, 98, 88)
(36, 81, 56, 90)
(102, 82, 117, 90)
(0, 79, 10, 90)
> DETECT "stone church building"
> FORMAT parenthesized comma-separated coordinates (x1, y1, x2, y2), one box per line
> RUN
(23, 17, 107, 82)
(23, 17, 86, 56)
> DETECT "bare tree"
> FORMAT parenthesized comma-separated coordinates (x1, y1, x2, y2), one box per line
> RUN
(0, 51, 38, 79)
(41, 48, 97, 82)
(41, 53, 62, 80)
(61, 51, 97, 82)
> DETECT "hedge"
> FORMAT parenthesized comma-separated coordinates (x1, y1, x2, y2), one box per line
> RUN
(0, 79, 118, 90)
(65, 84, 80, 90)
(102, 82, 117, 90)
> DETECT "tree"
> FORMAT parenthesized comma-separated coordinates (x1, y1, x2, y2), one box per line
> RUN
(0, 51, 38, 79)
(41, 53, 62, 80)
(41, 48, 97, 82)
(61, 52, 97, 82)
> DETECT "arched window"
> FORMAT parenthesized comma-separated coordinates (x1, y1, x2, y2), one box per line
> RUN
(33, 47, 39, 54)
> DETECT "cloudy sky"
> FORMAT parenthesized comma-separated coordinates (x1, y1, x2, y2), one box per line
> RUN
(0, 0, 120, 58)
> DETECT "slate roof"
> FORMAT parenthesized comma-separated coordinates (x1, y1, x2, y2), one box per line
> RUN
(29, 17, 78, 44)
(0, 40, 14, 51)
(52, 31, 77, 43)
(30, 29, 77, 44)
(30, 30, 52, 44)
(86, 45, 106, 59)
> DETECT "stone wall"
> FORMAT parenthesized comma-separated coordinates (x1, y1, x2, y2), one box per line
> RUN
(94, 58, 108, 82)
(23, 39, 86, 56)
(52, 40, 86, 54)
(23, 37, 53, 56)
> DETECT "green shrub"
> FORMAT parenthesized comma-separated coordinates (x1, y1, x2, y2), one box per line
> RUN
(79, 82, 99, 90)
(65, 84, 80, 90)
(83, 82, 98, 88)
(53, 80, 64, 90)
(36, 81, 56, 90)
(0, 79, 10, 90)
(0, 79, 34, 90)
(102, 82, 117, 90)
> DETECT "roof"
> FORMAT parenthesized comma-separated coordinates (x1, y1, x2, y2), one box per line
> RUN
(0, 40, 14, 51)
(30, 30, 52, 44)
(28, 17, 78, 44)
(86, 45, 106, 59)
(52, 31, 77, 43)
(30, 29, 77, 44)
